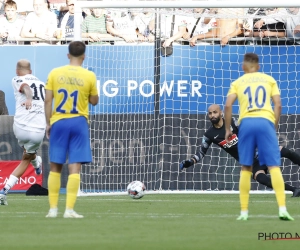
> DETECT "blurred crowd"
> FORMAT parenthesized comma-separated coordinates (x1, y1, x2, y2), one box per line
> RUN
(0, 0, 299, 46)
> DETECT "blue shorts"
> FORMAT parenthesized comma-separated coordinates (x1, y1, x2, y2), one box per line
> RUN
(238, 118, 280, 167)
(49, 116, 92, 164)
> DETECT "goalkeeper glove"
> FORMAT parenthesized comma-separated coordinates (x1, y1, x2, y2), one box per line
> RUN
(179, 159, 195, 171)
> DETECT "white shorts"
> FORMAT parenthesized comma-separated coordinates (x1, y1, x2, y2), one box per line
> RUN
(13, 124, 45, 154)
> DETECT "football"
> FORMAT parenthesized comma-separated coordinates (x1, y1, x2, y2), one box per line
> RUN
(127, 181, 146, 199)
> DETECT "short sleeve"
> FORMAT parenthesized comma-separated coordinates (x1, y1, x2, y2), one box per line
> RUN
(12, 76, 25, 92)
(227, 81, 237, 96)
(81, 18, 88, 32)
(271, 78, 280, 96)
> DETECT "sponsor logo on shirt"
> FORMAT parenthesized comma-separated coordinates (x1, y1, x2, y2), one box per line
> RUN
(218, 134, 238, 148)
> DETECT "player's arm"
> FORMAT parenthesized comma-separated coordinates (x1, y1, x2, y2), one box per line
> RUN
(224, 93, 237, 142)
(163, 26, 187, 47)
(232, 117, 239, 134)
(106, 21, 132, 41)
(89, 73, 99, 106)
(20, 84, 33, 110)
(255, 9, 286, 28)
(272, 94, 281, 131)
(271, 78, 282, 130)
(44, 89, 53, 139)
(89, 95, 99, 106)
(179, 135, 212, 170)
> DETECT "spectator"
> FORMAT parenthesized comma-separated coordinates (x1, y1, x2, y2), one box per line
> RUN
(252, 8, 286, 40)
(106, 9, 142, 43)
(163, 8, 216, 47)
(82, 8, 91, 17)
(135, 10, 155, 42)
(0, 0, 5, 16)
(186, 8, 217, 46)
(0, 0, 25, 44)
(81, 8, 114, 44)
(161, 8, 194, 47)
(57, 0, 75, 40)
(254, 8, 300, 41)
(243, 8, 260, 37)
(47, 0, 63, 19)
(0, 90, 8, 115)
(21, 0, 57, 44)
(189, 8, 244, 46)
(157, 9, 175, 40)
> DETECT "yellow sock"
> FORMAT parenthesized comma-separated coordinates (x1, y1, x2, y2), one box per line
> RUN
(239, 170, 252, 211)
(48, 171, 61, 209)
(66, 173, 80, 210)
(269, 167, 286, 207)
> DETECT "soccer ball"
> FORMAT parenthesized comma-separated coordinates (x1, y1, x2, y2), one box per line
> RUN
(127, 181, 146, 199)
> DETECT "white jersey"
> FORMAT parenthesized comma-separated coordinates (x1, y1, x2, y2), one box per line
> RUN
(106, 10, 138, 36)
(12, 74, 46, 132)
(24, 11, 57, 36)
(0, 15, 25, 43)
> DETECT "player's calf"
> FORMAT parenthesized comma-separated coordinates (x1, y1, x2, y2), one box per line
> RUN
(280, 147, 300, 166)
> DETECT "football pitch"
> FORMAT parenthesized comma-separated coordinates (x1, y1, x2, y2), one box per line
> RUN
(1, 194, 300, 250)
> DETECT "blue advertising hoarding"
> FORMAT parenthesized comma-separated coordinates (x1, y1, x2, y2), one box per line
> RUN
(160, 45, 300, 114)
(1, 44, 299, 115)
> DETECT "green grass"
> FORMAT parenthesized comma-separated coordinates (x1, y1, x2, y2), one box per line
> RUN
(1, 194, 300, 250)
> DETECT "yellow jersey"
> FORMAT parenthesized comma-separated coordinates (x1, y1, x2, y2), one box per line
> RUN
(227, 72, 280, 124)
(45, 65, 98, 125)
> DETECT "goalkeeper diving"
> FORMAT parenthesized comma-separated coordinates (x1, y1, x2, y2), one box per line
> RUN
(180, 104, 300, 197)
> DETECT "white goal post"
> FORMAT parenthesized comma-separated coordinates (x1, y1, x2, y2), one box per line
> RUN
(75, 1, 300, 196)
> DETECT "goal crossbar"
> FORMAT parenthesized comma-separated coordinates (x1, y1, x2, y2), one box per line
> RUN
(75, 1, 299, 9)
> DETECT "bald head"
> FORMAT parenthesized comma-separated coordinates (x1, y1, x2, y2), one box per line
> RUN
(16, 59, 32, 76)
(208, 104, 223, 126)
(208, 104, 221, 113)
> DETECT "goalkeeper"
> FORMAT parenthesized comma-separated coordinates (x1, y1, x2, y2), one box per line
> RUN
(180, 104, 300, 197)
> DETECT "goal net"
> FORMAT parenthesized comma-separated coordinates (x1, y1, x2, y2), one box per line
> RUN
(75, 1, 300, 195)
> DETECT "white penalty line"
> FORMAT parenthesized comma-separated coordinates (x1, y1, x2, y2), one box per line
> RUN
(1, 212, 300, 219)
(5, 197, 298, 203)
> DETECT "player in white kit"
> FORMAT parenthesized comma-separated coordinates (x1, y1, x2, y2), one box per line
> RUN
(0, 59, 46, 205)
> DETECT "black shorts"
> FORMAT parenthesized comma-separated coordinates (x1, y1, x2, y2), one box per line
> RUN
(253, 22, 286, 32)
(252, 158, 268, 178)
